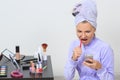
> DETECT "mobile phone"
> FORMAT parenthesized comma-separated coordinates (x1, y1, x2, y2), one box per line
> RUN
(85, 60, 93, 64)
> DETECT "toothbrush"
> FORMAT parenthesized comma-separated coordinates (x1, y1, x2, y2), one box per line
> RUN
(80, 40, 82, 48)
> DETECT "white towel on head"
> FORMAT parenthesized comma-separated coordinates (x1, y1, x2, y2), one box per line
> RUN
(73, 0, 97, 28)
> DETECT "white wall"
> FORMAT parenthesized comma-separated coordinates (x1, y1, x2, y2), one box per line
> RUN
(0, 0, 120, 78)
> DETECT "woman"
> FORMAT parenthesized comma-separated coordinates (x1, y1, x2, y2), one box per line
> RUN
(64, 0, 114, 80)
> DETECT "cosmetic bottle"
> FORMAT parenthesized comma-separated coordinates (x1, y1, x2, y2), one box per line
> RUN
(15, 46, 20, 64)
(29, 61, 35, 74)
(41, 43, 48, 61)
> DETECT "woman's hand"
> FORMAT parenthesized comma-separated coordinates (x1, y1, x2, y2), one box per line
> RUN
(83, 59, 102, 70)
(72, 46, 82, 61)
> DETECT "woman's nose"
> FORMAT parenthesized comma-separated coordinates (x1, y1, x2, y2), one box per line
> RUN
(81, 33, 86, 38)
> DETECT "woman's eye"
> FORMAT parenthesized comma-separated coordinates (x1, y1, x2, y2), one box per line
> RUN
(77, 30, 82, 33)
(86, 31, 90, 33)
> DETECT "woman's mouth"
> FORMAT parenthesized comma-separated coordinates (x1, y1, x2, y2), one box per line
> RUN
(81, 39, 88, 43)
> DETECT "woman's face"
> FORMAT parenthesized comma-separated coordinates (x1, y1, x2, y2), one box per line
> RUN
(76, 21, 96, 45)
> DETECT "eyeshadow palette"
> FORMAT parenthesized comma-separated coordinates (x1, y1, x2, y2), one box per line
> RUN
(0, 65, 7, 77)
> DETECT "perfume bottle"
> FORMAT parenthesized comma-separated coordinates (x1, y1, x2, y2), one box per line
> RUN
(29, 61, 35, 74)
(36, 62, 43, 73)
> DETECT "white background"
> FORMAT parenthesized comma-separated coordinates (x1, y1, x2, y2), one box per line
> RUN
(0, 0, 120, 78)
